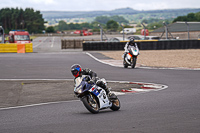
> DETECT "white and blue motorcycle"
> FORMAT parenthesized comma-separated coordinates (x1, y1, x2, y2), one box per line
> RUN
(74, 77, 120, 114)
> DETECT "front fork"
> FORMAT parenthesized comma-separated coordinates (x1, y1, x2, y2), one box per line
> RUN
(125, 56, 137, 65)
(82, 93, 99, 107)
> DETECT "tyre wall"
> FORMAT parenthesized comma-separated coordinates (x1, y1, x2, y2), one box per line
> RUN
(82, 40, 200, 51)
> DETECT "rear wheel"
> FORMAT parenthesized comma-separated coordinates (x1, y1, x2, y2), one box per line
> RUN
(123, 60, 128, 68)
(82, 94, 99, 114)
(110, 97, 120, 111)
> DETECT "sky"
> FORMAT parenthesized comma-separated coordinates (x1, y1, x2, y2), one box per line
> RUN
(0, 0, 200, 11)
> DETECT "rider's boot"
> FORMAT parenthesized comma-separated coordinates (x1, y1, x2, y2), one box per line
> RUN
(96, 79, 117, 99)
(105, 87, 117, 99)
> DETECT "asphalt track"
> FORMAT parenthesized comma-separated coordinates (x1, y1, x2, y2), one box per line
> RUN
(0, 37, 200, 133)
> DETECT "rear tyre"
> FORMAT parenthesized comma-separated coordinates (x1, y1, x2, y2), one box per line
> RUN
(82, 94, 99, 114)
(123, 60, 128, 68)
(110, 97, 120, 111)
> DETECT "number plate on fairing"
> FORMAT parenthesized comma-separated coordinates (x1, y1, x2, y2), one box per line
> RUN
(97, 88, 112, 109)
(90, 86, 100, 96)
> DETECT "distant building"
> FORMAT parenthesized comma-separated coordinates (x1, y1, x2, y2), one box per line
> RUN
(44, 23, 59, 27)
(150, 22, 200, 39)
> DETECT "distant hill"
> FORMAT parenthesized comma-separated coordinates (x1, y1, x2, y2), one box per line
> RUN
(41, 7, 200, 19)
(41, 7, 139, 19)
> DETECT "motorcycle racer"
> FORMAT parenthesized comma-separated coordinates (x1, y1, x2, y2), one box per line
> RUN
(122, 38, 140, 68)
(123, 38, 139, 56)
(71, 64, 116, 99)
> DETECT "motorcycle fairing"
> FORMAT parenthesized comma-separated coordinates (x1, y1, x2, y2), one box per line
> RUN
(89, 86, 112, 109)
(127, 53, 132, 59)
(89, 86, 100, 96)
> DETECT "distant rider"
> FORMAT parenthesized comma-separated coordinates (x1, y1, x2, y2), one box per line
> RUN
(123, 38, 139, 59)
(71, 64, 116, 99)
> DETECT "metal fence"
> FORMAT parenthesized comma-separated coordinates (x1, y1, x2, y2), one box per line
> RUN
(61, 39, 98, 49)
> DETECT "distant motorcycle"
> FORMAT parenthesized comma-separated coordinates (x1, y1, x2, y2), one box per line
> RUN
(74, 77, 120, 114)
(123, 44, 139, 68)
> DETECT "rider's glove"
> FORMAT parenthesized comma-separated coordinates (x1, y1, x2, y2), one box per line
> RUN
(88, 80, 94, 84)
(85, 76, 90, 82)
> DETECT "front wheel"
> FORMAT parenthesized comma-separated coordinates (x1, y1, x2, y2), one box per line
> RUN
(110, 98, 120, 111)
(131, 57, 137, 68)
(82, 94, 99, 114)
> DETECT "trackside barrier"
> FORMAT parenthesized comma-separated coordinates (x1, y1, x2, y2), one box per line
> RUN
(0, 43, 33, 53)
(25, 43, 33, 53)
(82, 40, 200, 51)
(61, 39, 99, 49)
(0, 44, 17, 52)
(17, 44, 25, 53)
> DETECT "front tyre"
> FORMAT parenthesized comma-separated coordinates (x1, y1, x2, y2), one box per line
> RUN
(131, 57, 137, 68)
(82, 94, 99, 114)
(110, 98, 120, 111)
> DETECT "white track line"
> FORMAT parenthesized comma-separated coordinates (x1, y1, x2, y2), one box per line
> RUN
(33, 37, 48, 48)
(51, 37, 55, 47)
(0, 79, 73, 81)
(86, 52, 119, 67)
(0, 100, 79, 111)
(0, 79, 168, 110)
(86, 52, 200, 70)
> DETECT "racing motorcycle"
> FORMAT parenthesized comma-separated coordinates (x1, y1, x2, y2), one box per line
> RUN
(74, 77, 120, 114)
(123, 44, 139, 68)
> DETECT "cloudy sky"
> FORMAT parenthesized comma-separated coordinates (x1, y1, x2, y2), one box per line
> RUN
(0, 0, 200, 11)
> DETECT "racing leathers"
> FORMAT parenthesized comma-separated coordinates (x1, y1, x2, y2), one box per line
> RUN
(123, 41, 139, 59)
(74, 68, 109, 94)
(124, 41, 138, 53)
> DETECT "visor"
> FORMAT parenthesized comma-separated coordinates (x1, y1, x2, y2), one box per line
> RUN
(72, 70, 79, 77)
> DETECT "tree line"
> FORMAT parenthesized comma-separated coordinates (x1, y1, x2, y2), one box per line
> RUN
(53, 19, 120, 33)
(139, 12, 200, 30)
(173, 12, 200, 22)
(49, 16, 129, 33)
(1, 7, 199, 34)
(54, 12, 200, 33)
(0, 8, 45, 33)
(94, 15, 128, 24)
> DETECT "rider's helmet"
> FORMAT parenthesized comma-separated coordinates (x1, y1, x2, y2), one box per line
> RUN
(71, 64, 82, 78)
(129, 38, 135, 45)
